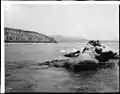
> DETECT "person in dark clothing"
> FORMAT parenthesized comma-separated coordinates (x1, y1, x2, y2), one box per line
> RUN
(82, 40, 104, 53)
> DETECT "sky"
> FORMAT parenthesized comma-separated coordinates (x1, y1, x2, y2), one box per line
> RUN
(4, 4, 119, 40)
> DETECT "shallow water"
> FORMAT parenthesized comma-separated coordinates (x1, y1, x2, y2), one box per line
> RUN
(5, 43, 87, 62)
(5, 43, 119, 92)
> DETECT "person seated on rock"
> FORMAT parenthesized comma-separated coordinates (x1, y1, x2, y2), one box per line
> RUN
(82, 40, 94, 53)
(45, 42, 118, 72)
(82, 40, 98, 53)
(95, 40, 106, 48)
(82, 40, 106, 53)
(87, 40, 95, 46)
(90, 40, 104, 48)
(81, 40, 117, 62)
(92, 40, 100, 46)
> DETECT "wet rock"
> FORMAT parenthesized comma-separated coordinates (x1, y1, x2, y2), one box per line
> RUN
(95, 51, 119, 62)
(22, 40, 119, 72)
(37, 50, 118, 72)
(82, 40, 119, 62)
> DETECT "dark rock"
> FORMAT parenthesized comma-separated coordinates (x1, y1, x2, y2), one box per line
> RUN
(52, 59, 69, 68)
(95, 51, 118, 62)
(20, 40, 119, 72)
(64, 51, 80, 57)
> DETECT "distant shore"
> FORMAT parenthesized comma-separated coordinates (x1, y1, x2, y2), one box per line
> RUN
(4, 27, 57, 43)
(4, 41, 119, 44)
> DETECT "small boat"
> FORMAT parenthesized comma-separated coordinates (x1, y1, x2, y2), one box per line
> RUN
(64, 50, 81, 57)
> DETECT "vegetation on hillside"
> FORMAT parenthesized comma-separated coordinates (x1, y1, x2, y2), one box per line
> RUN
(4, 27, 57, 43)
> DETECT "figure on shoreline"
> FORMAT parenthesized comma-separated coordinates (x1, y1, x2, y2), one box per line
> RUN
(26, 40, 119, 72)
(82, 40, 105, 53)
(55, 40, 119, 70)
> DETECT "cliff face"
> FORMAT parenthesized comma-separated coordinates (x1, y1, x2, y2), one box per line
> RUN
(4, 27, 57, 43)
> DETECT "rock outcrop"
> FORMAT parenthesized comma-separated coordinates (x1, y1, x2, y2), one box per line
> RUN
(34, 40, 119, 72)
(5, 39, 119, 73)
(4, 27, 57, 43)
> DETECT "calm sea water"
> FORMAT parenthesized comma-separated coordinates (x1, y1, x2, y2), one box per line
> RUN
(5, 43, 119, 92)
(5, 43, 119, 62)
(5, 43, 86, 62)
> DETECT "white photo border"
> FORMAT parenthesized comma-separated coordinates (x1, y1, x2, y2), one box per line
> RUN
(1, 1, 120, 93)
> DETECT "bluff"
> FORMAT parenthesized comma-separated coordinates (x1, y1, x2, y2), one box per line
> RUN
(4, 27, 57, 43)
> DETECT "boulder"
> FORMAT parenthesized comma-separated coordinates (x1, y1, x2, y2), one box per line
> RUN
(37, 40, 119, 72)
(51, 50, 100, 72)
(95, 51, 119, 62)
(64, 50, 80, 57)
(82, 40, 119, 62)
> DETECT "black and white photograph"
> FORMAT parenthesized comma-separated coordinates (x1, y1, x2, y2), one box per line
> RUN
(1, 0, 120, 1)
(2, 3, 120, 93)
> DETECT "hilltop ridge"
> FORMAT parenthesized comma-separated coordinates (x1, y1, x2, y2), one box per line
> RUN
(4, 27, 57, 43)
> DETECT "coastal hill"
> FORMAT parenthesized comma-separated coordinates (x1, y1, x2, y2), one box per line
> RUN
(50, 35, 88, 43)
(4, 27, 57, 43)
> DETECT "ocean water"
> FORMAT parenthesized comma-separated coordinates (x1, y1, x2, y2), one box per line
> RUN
(5, 43, 119, 62)
(5, 43, 86, 62)
(5, 43, 119, 92)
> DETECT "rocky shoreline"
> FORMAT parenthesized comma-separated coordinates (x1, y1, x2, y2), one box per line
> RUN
(5, 57, 119, 73)
(5, 40, 119, 92)
(5, 58, 119, 92)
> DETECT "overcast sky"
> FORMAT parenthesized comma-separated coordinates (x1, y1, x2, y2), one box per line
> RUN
(4, 4, 119, 40)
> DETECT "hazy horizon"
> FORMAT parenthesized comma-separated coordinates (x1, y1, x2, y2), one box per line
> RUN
(4, 4, 119, 40)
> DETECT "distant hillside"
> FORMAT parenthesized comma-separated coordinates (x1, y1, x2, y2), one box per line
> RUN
(100, 40, 119, 43)
(4, 27, 57, 43)
(51, 35, 119, 43)
(50, 35, 88, 43)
